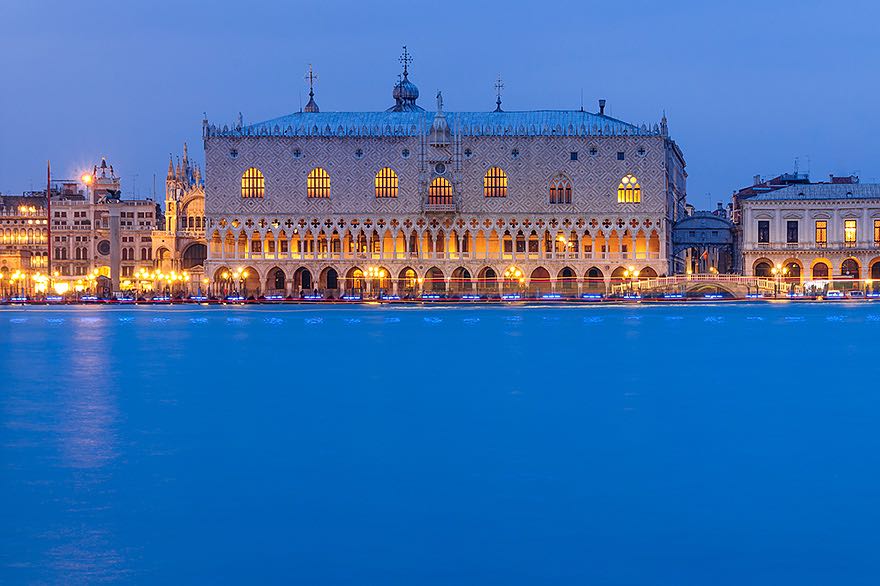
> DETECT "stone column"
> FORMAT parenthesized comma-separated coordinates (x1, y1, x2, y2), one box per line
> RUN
(109, 205, 121, 292)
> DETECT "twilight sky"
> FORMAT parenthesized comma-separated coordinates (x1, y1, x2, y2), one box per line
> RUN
(1, 0, 878, 208)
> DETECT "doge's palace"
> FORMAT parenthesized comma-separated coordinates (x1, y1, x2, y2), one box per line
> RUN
(203, 50, 687, 298)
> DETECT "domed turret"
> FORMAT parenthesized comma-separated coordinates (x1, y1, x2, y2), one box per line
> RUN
(387, 46, 424, 112)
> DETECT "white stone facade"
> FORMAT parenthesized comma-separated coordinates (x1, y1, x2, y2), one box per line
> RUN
(740, 183, 880, 286)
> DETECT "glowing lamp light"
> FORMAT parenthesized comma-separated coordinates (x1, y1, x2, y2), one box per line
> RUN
(81, 173, 93, 185)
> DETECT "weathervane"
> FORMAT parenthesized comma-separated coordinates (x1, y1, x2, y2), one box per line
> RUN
(399, 45, 412, 77)
(494, 74, 504, 112)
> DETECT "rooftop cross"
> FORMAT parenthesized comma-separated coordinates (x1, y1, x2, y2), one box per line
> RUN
(305, 64, 318, 95)
(494, 74, 504, 112)
(399, 46, 412, 77)
(303, 64, 320, 113)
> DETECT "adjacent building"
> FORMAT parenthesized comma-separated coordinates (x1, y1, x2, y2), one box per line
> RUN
(151, 144, 208, 285)
(0, 158, 161, 295)
(202, 51, 688, 297)
(736, 175, 880, 288)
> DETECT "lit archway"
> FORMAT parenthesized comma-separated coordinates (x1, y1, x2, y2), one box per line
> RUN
(529, 267, 551, 294)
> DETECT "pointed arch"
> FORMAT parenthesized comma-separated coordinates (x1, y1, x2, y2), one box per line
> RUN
(550, 175, 572, 204)
(617, 174, 641, 203)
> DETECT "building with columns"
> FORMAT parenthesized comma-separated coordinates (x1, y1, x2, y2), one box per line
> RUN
(737, 176, 880, 289)
(0, 158, 160, 295)
(203, 51, 687, 298)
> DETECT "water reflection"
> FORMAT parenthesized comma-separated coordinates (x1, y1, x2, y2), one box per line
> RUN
(50, 314, 125, 582)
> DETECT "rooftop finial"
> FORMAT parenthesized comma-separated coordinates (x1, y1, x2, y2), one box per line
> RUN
(436, 90, 443, 113)
(388, 47, 422, 112)
(399, 45, 412, 78)
(304, 64, 320, 113)
(494, 74, 504, 112)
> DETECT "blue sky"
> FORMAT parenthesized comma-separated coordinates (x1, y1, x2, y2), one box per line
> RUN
(1, 0, 878, 208)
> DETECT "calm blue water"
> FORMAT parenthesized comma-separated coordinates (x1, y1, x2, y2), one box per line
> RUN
(1, 303, 879, 585)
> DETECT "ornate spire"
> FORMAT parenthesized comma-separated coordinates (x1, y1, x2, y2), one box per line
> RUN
(303, 64, 319, 113)
(661, 111, 668, 136)
(400, 45, 412, 79)
(387, 46, 423, 112)
(494, 74, 504, 112)
(167, 154, 174, 179)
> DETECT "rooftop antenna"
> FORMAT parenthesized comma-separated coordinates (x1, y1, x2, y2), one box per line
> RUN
(494, 74, 504, 112)
(794, 157, 799, 175)
(152, 173, 156, 200)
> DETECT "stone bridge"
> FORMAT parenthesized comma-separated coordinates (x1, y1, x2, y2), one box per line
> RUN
(612, 275, 782, 298)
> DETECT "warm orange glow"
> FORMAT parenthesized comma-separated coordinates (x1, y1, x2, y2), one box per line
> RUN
(844, 219, 857, 246)
(307, 167, 331, 198)
(428, 177, 452, 204)
(618, 174, 641, 203)
(374, 167, 398, 198)
(483, 166, 508, 197)
(81, 173, 93, 185)
(241, 167, 265, 198)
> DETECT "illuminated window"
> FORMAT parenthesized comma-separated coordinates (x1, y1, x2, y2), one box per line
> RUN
(815, 220, 827, 247)
(374, 167, 399, 198)
(429, 177, 453, 205)
(874, 219, 880, 246)
(307, 167, 330, 199)
(844, 219, 857, 247)
(241, 167, 265, 199)
(549, 176, 572, 204)
(617, 174, 641, 203)
(483, 166, 508, 197)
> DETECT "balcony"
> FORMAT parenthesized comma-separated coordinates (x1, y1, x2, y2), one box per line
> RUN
(423, 201, 457, 213)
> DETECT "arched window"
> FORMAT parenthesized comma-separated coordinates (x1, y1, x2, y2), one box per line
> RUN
(550, 176, 572, 204)
(241, 167, 265, 198)
(375, 167, 399, 198)
(429, 177, 453, 205)
(617, 174, 641, 203)
(484, 166, 508, 197)
(754, 261, 772, 277)
(307, 167, 330, 199)
(841, 258, 860, 278)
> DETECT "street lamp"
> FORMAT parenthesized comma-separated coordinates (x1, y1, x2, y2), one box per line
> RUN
(366, 266, 386, 297)
(503, 267, 523, 293)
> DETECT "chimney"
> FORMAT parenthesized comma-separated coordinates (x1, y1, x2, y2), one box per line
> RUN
(753, 174, 762, 185)
(598, 99, 606, 116)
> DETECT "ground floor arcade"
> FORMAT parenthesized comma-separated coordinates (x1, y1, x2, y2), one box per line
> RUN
(203, 260, 669, 298)
(745, 251, 880, 292)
